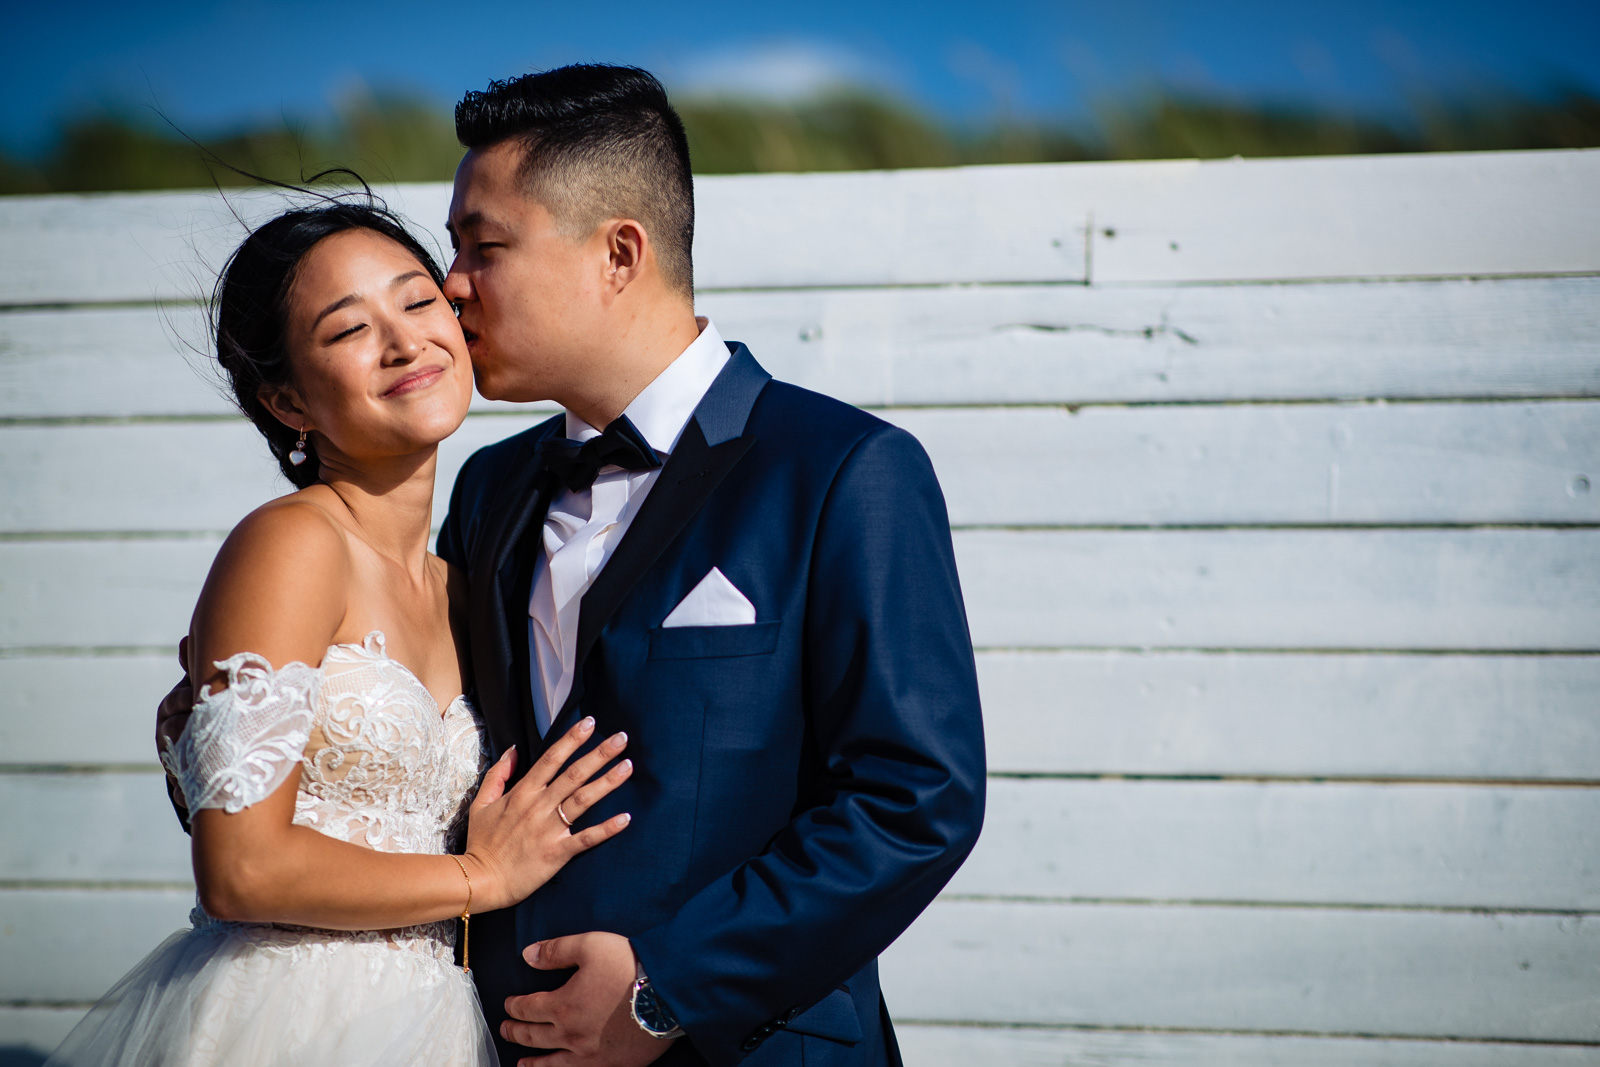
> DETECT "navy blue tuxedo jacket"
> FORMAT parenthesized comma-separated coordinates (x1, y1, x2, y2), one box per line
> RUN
(436, 344, 985, 1067)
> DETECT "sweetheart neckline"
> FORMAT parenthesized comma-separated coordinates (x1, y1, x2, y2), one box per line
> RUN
(326, 631, 467, 720)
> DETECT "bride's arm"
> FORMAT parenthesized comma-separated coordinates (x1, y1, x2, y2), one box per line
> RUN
(181, 501, 631, 930)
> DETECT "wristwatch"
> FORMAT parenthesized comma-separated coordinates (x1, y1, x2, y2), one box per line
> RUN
(630, 959, 685, 1040)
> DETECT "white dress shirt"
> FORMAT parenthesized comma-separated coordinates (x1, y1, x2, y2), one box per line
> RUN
(527, 318, 730, 736)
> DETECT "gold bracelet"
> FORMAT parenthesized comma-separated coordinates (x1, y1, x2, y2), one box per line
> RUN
(450, 855, 472, 974)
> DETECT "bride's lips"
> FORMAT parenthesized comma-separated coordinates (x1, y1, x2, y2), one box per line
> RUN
(381, 366, 446, 398)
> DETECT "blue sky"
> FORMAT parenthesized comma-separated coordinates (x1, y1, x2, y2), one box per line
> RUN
(7, 0, 1598, 154)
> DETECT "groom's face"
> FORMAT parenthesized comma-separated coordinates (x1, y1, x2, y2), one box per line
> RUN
(444, 140, 603, 404)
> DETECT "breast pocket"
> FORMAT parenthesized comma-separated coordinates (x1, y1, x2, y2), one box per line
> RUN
(647, 620, 781, 660)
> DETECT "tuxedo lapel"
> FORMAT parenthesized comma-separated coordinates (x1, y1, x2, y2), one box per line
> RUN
(477, 422, 562, 761)
(545, 345, 770, 737)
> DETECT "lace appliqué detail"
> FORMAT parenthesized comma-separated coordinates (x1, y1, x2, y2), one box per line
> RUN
(162, 653, 320, 814)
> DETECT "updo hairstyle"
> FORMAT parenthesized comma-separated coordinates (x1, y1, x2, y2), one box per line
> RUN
(210, 198, 447, 487)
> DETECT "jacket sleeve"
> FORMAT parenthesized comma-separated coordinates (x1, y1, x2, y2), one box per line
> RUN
(629, 424, 987, 1066)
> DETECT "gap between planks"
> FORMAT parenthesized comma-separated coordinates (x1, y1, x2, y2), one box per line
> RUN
(893, 1020, 1600, 1048)
(5, 764, 1596, 789)
(5, 268, 1600, 313)
(6, 523, 1600, 544)
(933, 894, 1600, 917)
(6, 396, 1600, 427)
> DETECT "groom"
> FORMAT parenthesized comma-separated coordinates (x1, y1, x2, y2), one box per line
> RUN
(437, 66, 984, 1067)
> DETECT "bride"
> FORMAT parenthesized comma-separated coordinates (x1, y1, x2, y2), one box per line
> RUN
(46, 197, 631, 1066)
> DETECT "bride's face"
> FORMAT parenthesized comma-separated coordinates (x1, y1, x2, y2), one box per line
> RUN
(274, 228, 473, 472)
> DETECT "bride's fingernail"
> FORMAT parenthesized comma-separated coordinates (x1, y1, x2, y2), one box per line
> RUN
(620, 758, 633, 773)
(618, 813, 632, 826)
(579, 716, 595, 732)
(525, 942, 541, 964)
(611, 731, 628, 748)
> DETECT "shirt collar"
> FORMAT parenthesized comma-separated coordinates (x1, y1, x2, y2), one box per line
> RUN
(564, 317, 729, 456)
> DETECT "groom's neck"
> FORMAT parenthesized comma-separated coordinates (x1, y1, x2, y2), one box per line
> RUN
(559, 296, 702, 430)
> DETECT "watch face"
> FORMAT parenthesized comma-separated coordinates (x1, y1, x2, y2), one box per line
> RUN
(634, 979, 676, 1034)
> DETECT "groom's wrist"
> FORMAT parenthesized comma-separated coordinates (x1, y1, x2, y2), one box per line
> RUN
(629, 955, 685, 1040)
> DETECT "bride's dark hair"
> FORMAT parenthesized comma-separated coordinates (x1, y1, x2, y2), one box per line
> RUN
(211, 184, 448, 488)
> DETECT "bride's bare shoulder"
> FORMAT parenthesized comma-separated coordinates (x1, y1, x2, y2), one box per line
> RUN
(188, 490, 352, 686)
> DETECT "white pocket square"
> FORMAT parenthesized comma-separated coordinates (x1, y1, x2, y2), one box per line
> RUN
(662, 567, 757, 628)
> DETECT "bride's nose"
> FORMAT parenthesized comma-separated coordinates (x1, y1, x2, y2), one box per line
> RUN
(383, 328, 426, 366)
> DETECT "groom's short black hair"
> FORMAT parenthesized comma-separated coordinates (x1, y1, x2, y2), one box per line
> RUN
(456, 65, 695, 297)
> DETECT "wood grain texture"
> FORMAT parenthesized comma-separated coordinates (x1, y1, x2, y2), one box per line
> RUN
(13, 772, 1597, 911)
(2, 150, 1596, 305)
(894, 1025, 1600, 1067)
(7, 401, 1596, 532)
(0, 538, 220, 648)
(4, 529, 1596, 651)
(952, 778, 1600, 909)
(0, 888, 194, 1001)
(954, 528, 1600, 651)
(5, 650, 1597, 778)
(1078, 149, 1600, 283)
(0, 653, 189, 765)
(8, 276, 1598, 418)
(978, 651, 1600, 779)
(880, 899, 1600, 1041)
(891, 400, 1600, 526)
(703, 275, 1600, 406)
(0, 412, 548, 533)
(0, 774, 190, 882)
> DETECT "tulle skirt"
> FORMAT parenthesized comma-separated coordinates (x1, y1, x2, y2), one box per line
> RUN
(45, 913, 495, 1066)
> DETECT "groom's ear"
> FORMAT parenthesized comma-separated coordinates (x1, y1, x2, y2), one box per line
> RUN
(601, 218, 649, 295)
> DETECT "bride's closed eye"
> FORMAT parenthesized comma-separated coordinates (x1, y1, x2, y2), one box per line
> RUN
(405, 297, 437, 312)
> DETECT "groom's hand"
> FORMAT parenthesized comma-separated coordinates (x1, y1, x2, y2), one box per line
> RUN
(156, 637, 195, 830)
(503, 931, 672, 1067)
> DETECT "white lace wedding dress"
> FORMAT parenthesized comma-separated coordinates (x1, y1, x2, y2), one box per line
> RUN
(46, 632, 496, 1066)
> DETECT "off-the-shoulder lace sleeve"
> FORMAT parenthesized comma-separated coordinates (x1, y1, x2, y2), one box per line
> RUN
(161, 653, 321, 814)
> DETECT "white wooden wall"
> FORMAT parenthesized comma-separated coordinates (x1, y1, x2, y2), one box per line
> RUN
(3, 149, 1599, 1064)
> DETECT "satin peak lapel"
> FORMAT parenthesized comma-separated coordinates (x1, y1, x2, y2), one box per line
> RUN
(546, 344, 770, 737)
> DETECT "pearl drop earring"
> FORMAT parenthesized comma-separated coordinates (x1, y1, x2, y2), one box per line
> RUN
(289, 428, 309, 466)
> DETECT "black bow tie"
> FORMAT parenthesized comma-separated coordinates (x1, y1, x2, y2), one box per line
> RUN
(538, 414, 663, 493)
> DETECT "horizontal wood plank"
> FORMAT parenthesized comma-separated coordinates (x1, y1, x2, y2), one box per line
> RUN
(0, 774, 191, 882)
(7, 277, 1598, 418)
(0, 412, 549, 534)
(0, 654, 186, 765)
(953, 779, 1600, 909)
(1081, 149, 1600, 283)
(7, 401, 1596, 532)
(703, 275, 1600, 406)
(4, 152, 1596, 305)
(881, 899, 1600, 1041)
(892, 400, 1600, 526)
(3, 529, 1596, 651)
(12, 890, 1597, 1039)
(12, 772, 1598, 912)
(6, 650, 1597, 779)
(979, 651, 1600, 779)
(954, 528, 1600, 651)
(0, 889, 194, 1001)
(895, 1025, 1600, 1067)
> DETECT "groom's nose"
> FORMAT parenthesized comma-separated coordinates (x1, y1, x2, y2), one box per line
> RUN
(443, 263, 474, 303)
